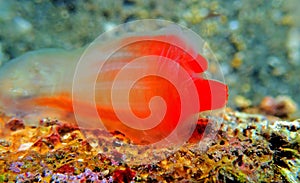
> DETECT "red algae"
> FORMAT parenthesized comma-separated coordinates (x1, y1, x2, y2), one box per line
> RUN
(113, 167, 136, 182)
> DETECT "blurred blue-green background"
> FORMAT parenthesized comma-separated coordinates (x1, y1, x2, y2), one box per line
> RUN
(0, 0, 299, 109)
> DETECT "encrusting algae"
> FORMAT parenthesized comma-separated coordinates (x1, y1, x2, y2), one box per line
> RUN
(0, 107, 299, 182)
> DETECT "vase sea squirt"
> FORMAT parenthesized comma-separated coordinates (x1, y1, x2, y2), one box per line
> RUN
(0, 22, 228, 145)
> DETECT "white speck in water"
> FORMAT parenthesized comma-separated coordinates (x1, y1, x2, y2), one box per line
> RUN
(287, 28, 300, 65)
(14, 16, 32, 33)
(104, 22, 117, 32)
(229, 20, 239, 30)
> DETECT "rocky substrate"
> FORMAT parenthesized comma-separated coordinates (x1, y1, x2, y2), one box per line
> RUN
(0, 109, 299, 182)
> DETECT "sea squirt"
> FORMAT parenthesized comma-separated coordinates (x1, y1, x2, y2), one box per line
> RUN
(0, 22, 227, 145)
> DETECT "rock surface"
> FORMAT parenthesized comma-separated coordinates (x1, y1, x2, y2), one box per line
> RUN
(0, 109, 299, 182)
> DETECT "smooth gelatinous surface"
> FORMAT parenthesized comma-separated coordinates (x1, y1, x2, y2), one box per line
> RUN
(0, 21, 228, 148)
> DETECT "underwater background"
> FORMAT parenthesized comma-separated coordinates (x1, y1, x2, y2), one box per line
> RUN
(0, 0, 299, 182)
